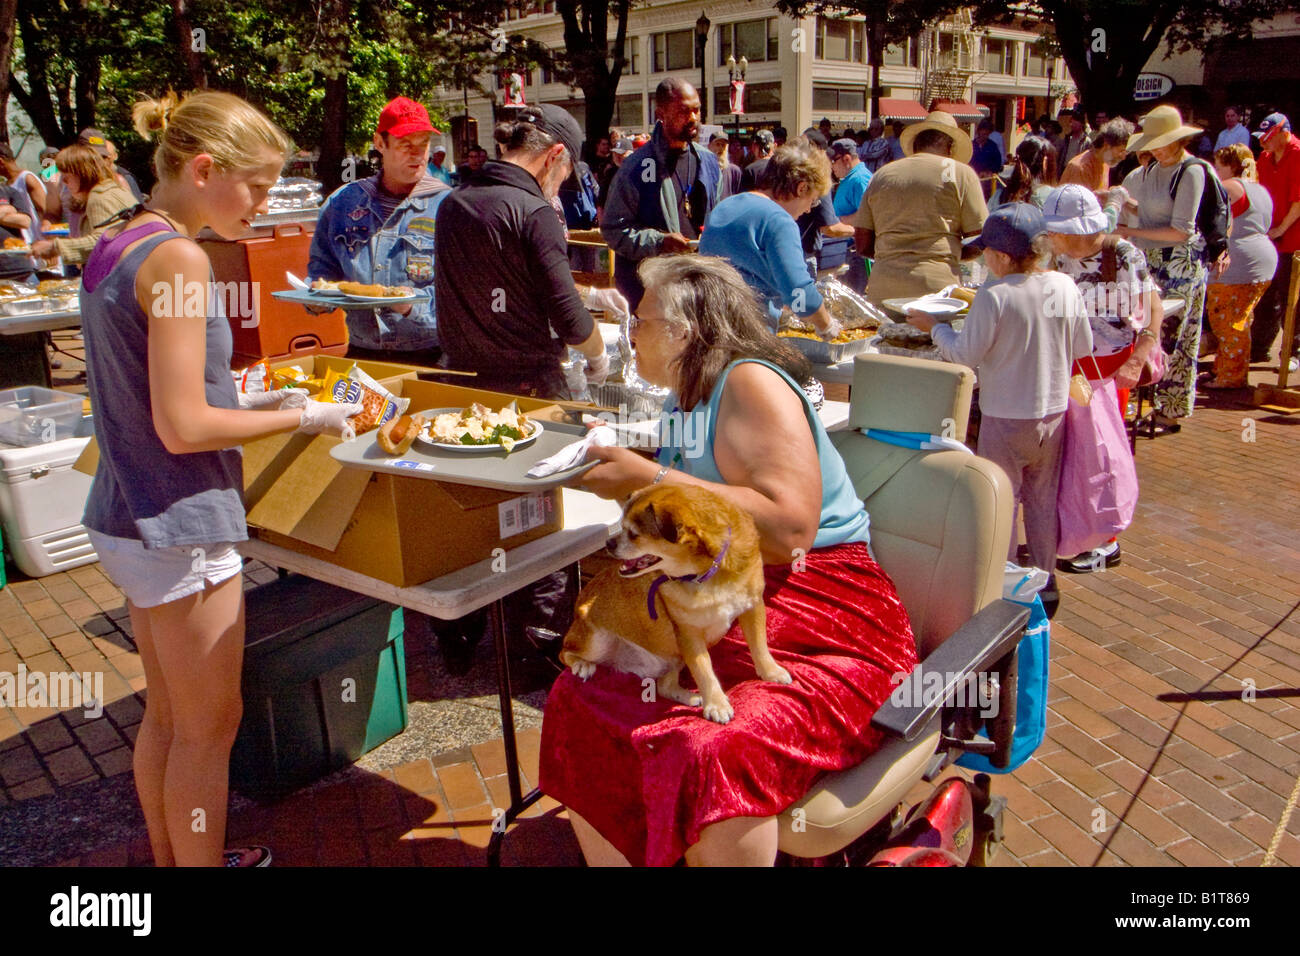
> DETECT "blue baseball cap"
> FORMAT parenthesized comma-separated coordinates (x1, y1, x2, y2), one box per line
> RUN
(966, 202, 1047, 258)
(1254, 112, 1291, 143)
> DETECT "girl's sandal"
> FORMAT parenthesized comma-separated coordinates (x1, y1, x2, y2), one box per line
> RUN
(223, 845, 272, 867)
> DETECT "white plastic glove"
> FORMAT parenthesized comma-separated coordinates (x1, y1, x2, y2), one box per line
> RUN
(297, 400, 364, 441)
(817, 317, 844, 343)
(584, 349, 610, 386)
(237, 388, 309, 410)
(583, 286, 630, 320)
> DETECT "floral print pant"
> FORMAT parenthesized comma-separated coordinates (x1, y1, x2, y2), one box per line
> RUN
(1146, 246, 1208, 419)
(1206, 281, 1271, 386)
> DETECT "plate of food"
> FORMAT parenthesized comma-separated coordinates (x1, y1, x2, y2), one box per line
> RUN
(901, 296, 967, 317)
(306, 278, 348, 297)
(0, 239, 32, 255)
(336, 281, 419, 304)
(416, 403, 543, 453)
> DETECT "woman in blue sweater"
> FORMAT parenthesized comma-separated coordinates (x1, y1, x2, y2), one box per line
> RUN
(699, 140, 840, 338)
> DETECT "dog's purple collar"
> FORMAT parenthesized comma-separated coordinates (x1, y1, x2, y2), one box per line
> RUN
(646, 527, 732, 621)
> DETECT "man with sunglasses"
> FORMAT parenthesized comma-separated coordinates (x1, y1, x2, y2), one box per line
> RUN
(308, 97, 450, 366)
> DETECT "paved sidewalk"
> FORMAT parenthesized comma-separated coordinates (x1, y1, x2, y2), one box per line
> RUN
(0, 334, 1297, 865)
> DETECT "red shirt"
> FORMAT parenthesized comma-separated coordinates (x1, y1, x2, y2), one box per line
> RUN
(1259, 135, 1300, 253)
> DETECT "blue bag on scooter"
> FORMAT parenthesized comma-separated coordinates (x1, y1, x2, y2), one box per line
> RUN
(956, 568, 1050, 774)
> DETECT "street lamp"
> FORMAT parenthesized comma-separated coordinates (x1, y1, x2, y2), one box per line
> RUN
(696, 11, 710, 123)
(727, 54, 747, 142)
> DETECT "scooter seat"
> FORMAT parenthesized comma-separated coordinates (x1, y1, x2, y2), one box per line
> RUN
(777, 715, 940, 858)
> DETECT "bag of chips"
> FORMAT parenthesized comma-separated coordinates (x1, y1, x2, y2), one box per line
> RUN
(319, 364, 410, 433)
(231, 358, 271, 394)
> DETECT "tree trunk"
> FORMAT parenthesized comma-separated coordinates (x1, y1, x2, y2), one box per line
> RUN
(12, 0, 67, 144)
(559, 0, 628, 163)
(0, 0, 18, 147)
(1045, 0, 1178, 120)
(172, 0, 207, 89)
(317, 0, 352, 197)
(867, 14, 885, 123)
(73, 55, 99, 133)
(318, 70, 348, 196)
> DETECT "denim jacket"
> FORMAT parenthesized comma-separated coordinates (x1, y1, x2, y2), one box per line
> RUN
(308, 173, 450, 350)
(600, 121, 720, 306)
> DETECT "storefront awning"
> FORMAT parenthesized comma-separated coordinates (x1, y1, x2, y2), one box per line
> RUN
(931, 100, 988, 122)
(876, 98, 929, 122)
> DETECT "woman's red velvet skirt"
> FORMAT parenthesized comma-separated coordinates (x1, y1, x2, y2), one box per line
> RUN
(539, 540, 918, 866)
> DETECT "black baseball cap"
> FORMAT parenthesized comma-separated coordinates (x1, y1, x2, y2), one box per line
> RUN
(828, 138, 858, 159)
(515, 104, 584, 167)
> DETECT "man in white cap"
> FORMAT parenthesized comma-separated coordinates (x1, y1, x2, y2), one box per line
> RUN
(428, 144, 454, 186)
(852, 110, 988, 305)
(708, 131, 742, 200)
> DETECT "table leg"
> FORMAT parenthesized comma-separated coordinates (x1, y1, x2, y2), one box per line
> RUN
(486, 595, 542, 866)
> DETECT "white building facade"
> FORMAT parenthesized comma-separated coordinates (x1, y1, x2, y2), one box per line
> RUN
(432, 2, 1077, 158)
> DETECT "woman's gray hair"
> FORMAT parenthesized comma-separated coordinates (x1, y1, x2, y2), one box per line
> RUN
(637, 255, 811, 411)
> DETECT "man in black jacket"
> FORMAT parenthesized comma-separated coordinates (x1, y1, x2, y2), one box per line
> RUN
(435, 104, 608, 398)
(432, 104, 608, 675)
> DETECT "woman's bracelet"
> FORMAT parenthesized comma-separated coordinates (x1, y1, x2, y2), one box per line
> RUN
(653, 466, 670, 484)
(1137, 329, 1157, 341)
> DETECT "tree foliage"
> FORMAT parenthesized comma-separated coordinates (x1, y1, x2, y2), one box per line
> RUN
(1, 0, 646, 186)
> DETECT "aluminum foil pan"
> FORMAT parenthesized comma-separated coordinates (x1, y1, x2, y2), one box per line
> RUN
(781, 277, 887, 332)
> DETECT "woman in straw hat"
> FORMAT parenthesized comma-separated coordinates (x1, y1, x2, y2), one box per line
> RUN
(852, 109, 987, 305)
(1116, 105, 1215, 430)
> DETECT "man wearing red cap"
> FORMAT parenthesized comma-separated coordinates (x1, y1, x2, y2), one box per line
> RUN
(1253, 112, 1300, 367)
(308, 96, 450, 365)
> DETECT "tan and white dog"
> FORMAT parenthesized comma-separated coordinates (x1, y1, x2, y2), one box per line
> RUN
(560, 484, 791, 723)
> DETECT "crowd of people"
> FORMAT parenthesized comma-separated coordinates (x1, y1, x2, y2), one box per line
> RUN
(57, 76, 1299, 869)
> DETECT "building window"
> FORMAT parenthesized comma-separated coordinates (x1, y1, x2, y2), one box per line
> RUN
(813, 86, 866, 113)
(713, 81, 781, 117)
(883, 39, 918, 68)
(612, 93, 644, 129)
(606, 39, 638, 76)
(815, 16, 865, 63)
(1025, 44, 1048, 78)
(652, 29, 699, 72)
(984, 38, 1016, 75)
(718, 17, 779, 66)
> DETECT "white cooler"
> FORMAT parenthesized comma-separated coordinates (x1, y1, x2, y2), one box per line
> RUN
(0, 417, 99, 577)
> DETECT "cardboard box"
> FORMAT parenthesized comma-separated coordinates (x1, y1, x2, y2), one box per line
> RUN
(242, 378, 574, 587)
(262, 354, 425, 385)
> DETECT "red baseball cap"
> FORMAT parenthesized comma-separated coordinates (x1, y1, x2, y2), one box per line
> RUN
(376, 97, 437, 139)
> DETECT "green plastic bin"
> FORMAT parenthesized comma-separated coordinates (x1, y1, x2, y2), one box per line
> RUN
(230, 574, 408, 800)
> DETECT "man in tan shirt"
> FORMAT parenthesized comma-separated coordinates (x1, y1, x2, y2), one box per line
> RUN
(1059, 118, 1135, 194)
(853, 110, 987, 304)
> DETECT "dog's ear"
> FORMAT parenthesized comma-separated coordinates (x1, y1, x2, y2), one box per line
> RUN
(647, 502, 679, 543)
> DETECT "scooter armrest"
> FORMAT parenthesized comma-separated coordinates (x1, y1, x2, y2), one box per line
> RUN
(870, 599, 1030, 741)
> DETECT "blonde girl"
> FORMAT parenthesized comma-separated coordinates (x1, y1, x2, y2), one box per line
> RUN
(80, 90, 359, 867)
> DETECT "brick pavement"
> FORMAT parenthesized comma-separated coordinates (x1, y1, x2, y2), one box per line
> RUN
(1, 333, 1298, 865)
